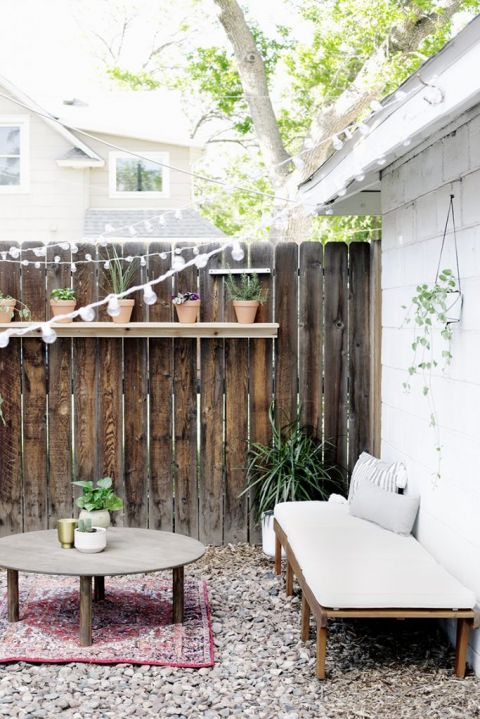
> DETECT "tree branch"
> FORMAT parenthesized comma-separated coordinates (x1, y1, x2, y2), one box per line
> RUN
(213, 0, 290, 187)
(301, 0, 464, 178)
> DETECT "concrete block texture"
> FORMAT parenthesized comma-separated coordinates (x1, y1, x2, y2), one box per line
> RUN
(381, 107, 480, 674)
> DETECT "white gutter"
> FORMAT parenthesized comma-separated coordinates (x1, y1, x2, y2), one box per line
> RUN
(300, 15, 480, 212)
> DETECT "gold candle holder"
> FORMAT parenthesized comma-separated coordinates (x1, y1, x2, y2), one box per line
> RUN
(57, 518, 78, 549)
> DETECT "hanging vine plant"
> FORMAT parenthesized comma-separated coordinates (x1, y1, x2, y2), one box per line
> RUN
(402, 194, 462, 480)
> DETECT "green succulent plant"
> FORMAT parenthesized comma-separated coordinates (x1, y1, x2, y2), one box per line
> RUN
(51, 287, 76, 301)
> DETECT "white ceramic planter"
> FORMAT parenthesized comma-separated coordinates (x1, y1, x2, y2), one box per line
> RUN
(74, 527, 107, 553)
(79, 509, 111, 529)
(261, 512, 285, 559)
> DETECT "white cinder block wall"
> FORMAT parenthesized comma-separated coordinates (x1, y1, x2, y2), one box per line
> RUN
(381, 105, 480, 673)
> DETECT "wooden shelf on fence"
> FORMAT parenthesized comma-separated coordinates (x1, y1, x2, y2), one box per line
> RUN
(0, 322, 279, 339)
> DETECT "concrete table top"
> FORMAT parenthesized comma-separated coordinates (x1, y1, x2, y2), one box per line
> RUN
(0, 528, 205, 577)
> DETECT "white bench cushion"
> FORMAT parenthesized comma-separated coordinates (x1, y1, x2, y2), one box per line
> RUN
(274, 501, 475, 610)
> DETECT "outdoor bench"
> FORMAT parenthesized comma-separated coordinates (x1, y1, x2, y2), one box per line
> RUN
(273, 500, 477, 679)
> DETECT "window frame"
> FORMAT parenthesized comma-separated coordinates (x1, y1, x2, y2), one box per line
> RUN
(0, 115, 29, 194)
(108, 151, 170, 199)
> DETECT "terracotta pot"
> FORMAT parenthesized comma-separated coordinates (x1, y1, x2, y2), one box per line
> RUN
(111, 299, 135, 323)
(0, 298, 16, 323)
(79, 508, 111, 529)
(233, 300, 259, 324)
(50, 299, 76, 323)
(175, 300, 200, 323)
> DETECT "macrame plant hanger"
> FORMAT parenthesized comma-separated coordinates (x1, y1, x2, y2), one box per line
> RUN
(435, 193, 462, 324)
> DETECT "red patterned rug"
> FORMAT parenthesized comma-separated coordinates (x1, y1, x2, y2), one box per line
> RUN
(0, 574, 214, 667)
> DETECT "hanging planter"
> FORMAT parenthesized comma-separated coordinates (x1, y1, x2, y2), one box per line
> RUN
(402, 194, 463, 480)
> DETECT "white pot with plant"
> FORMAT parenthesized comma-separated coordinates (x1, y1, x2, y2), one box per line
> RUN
(104, 247, 139, 323)
(240, 404, 346, 557)
(50, 287, 76, 322)
(74, 518, 107, 553)
(172, 291, 201, 323)
(0, 292, 30, 323)
(72, 476, 123, 528)
(225, 273, 268, 324)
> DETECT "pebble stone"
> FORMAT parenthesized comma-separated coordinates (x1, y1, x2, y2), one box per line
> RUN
(0, 544, 479, 718)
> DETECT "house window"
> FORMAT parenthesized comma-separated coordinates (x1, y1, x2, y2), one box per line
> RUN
(0, 118, 28, 192)
(109, 152, 169, 198)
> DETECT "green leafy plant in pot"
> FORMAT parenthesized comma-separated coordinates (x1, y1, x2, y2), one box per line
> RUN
(225, 273, 268, 324)
(72, 476, 123, 528)
(240, 404, 346, 556)
(50, 287, 76, 323)
(0, 291, 30, 323)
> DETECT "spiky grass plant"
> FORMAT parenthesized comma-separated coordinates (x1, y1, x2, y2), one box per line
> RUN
(241, 404, 346, 523)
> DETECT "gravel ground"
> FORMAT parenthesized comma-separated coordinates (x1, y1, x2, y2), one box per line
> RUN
(1, 544, 479, 719)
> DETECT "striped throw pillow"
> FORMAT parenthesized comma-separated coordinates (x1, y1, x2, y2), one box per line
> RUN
(348, 452, 407, 503)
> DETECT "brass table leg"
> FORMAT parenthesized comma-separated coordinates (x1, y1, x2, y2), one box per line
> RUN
(172, 566, 184, 624)
(7, 569, 19, 622)
(79, 576, 93, 646)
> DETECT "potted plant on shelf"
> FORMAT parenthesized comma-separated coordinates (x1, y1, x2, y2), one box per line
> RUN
(0, 292, 30, 323)
(72, 476, 123, 528)
(240, 404, 346, 557)
(225, 273, 267, 324)
(172, 291, 201, 323)
(103, 247, 139, 323)
(74, 517, 107, 553)
(50, 287, 76, 323)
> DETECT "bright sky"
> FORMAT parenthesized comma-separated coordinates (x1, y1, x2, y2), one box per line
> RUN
(0, 0, 304, 99)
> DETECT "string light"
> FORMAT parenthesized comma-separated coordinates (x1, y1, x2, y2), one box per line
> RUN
(143, 284, 158, 305)
(332, 135, 344, 151)
(172, 255, 186, 270)
(107, 296, 121, 317)
(41, 324, 57, 344)
(79, 306, 95, 322)
(194, 254, 209, 268)
(231, 243, 244, 262)
(0, 332, 9, 348)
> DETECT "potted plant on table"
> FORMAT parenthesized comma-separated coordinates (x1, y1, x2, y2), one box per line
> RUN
(240, 404, 346, 557)
(172, 291, 201, 323)
(103, 247, 139, 323)
(72, 476, 123, 528)
(0, 292, 30, 323)
(225, 273, 267, 324)
(74, 517, 107, 554)
(50, 287, 76, 322)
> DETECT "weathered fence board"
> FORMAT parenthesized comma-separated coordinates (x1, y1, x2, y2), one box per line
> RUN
(148, 242, 174, 531)
(21, 242, 47, 531)
(324, 243, 349, 471)
(299, 242, 323, 437)
(0, 239, 380, 542)
(0, 243, 22, 534)
(224, 243, 248, 544)
(199, 243, 224, 545)
(173, 246, 198, 538)
(46, 245, 73, 524)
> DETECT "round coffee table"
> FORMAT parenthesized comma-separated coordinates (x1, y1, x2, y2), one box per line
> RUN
(0, 528, 205, 646)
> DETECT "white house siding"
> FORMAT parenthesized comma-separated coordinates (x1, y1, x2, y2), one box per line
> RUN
(0, 93, 88, 246)
(381, 105, 480, 672)
(86, 134, 200, 210)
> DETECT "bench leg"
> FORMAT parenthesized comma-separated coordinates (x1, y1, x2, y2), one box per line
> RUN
(316, 622, 327, 680)
(286, 560, 294, 597)
(274, 533, 282, 576)
(7, 569, 19, 622)
(455, 618, 473, 678)
(301, 594, 310, 641)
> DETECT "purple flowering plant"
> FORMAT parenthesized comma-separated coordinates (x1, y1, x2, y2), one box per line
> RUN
(172, 291, 200, 305)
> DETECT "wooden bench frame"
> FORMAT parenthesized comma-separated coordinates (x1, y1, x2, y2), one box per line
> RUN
(274, 518, 477, 679)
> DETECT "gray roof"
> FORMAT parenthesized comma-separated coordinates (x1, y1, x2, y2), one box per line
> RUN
(84, 208, 226, 239)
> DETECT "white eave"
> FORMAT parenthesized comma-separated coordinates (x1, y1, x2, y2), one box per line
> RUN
(299, 14, 480, 215)
(0, 74, 102, 163)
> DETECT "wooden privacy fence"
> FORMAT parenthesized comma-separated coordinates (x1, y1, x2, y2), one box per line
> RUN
(0, 240, 381, 544)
